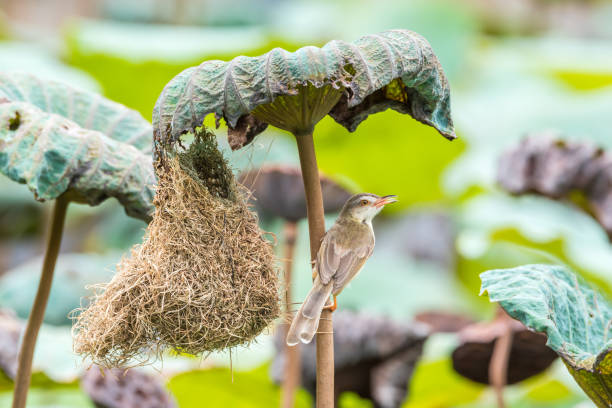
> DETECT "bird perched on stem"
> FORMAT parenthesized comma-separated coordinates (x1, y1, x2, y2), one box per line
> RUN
(286, 193, 397, 346)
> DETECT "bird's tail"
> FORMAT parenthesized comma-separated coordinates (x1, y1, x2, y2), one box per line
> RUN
(286, 276, 333, 346)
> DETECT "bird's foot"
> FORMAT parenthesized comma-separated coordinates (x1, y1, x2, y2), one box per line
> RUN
(323, 295, 337, 312)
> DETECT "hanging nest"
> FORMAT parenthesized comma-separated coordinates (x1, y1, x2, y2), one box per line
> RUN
(72, 128, 280, 367)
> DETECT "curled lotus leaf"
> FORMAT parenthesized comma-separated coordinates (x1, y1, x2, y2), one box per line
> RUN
(0, 73, 155, 221)
(153, 29, 455, 152)
(0, 72, 152, 152)
(480, 264, 612, 408)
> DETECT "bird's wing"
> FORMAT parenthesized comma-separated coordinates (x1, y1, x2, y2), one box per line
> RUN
(332, 244, 373, 294)
(316, 229, 374, 291)
(316, 233, 344, 285)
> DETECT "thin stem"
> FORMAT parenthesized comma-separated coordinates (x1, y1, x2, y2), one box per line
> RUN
(294, 131, 333, 408)
(315, 312, 333, 406)
(489, 323, 513, 408)
(12, 195, 69, 408)
(281, 221, 300, 408)
(294, 132, 326, 259)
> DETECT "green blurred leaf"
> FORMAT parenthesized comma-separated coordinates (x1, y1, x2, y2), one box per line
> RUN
(167, 364, 311, 408)
(525, 378, 572, 402)
(339, 392, 374, 408)
(481, 264, 612, 408)
(32, 325, 84, 383)
(0, 42, 100, 92)
(343, 0, 478, 81)
(0, 177, 43, 238)
(67, 21, 270, 64)
(0, 369, 78, 393)
(456, 240, 554, 312)
(451, 363, 584, 408)
(0, 323, 83, 391)
(0, 11, 7, 40)
(270, 0, 478, 82)
(446, 39, 612, 196)
(0, 72, 155, 220)
(316, 113, 465, 209)
(0, 386, 93, 408)
(65, 23, 308, 117)
(0, 253, 118, 325)
(457, 194, 612, 298)
(403, 359, 484, 407)
(79, 201, 148, 250)
(552, 71, 612, 91)
(532, 39, 612, 92)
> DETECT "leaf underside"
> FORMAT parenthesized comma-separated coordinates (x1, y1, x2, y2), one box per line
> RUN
(153, 29, 455, 152)
(480, 264, 612, 408)
(0, 73, 155, 221)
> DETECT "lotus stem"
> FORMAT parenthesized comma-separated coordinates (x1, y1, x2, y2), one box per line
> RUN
(281, 221, 300, 408)
(12, 195, 69, 408)
(294, 131, 334, 408)
(490, 321, 513, 408)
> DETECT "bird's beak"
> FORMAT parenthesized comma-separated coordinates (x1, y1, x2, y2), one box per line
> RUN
(374, 195, 398, 208)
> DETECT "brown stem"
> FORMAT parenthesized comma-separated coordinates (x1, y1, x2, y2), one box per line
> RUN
(294, 131, 333, 408)
(281, 221, 300, 408)
(295, 132, 326, 259)
(12, 195, 69, 408)
(489, 323, 513, 408)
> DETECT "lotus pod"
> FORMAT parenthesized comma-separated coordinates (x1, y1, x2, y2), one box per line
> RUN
(81, 366, 176, 408)
(271, 310, 428, 407)
(498, 134, 612, 240)
(239, 165, 351, 222)
(451, 311, 557, 385)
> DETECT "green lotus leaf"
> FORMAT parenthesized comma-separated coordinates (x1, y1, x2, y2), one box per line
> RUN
(0, 72, 151, 151)
(0, 43, 100, 92)
(0, 73, 155, 220)
(480, 264, 612, 408)
(169, 364, 311, 408)
(0, 387, 93, 408)
(0, 253, 118, 325)
(153, 29, 454, 151)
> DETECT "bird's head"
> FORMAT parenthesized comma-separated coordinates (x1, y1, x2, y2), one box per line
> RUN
(339, 193, 397, 223)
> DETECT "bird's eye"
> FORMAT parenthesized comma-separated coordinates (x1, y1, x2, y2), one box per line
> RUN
(360, 199, 368, 206)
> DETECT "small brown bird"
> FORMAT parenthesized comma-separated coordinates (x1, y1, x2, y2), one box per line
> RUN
(286, 193, 397, 346)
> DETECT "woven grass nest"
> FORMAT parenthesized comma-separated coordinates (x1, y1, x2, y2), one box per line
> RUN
(72, 128, 280, 367)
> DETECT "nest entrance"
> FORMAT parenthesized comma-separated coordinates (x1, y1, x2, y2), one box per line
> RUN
(73, 129, 280, 367)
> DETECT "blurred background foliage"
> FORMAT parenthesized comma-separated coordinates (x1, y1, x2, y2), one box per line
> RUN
(1, 0, 612, 406)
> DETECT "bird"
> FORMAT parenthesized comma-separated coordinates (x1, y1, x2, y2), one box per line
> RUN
(286, 193, 397, 346)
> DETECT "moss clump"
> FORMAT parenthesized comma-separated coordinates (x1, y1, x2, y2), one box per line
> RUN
(178, 128, 235, 200)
